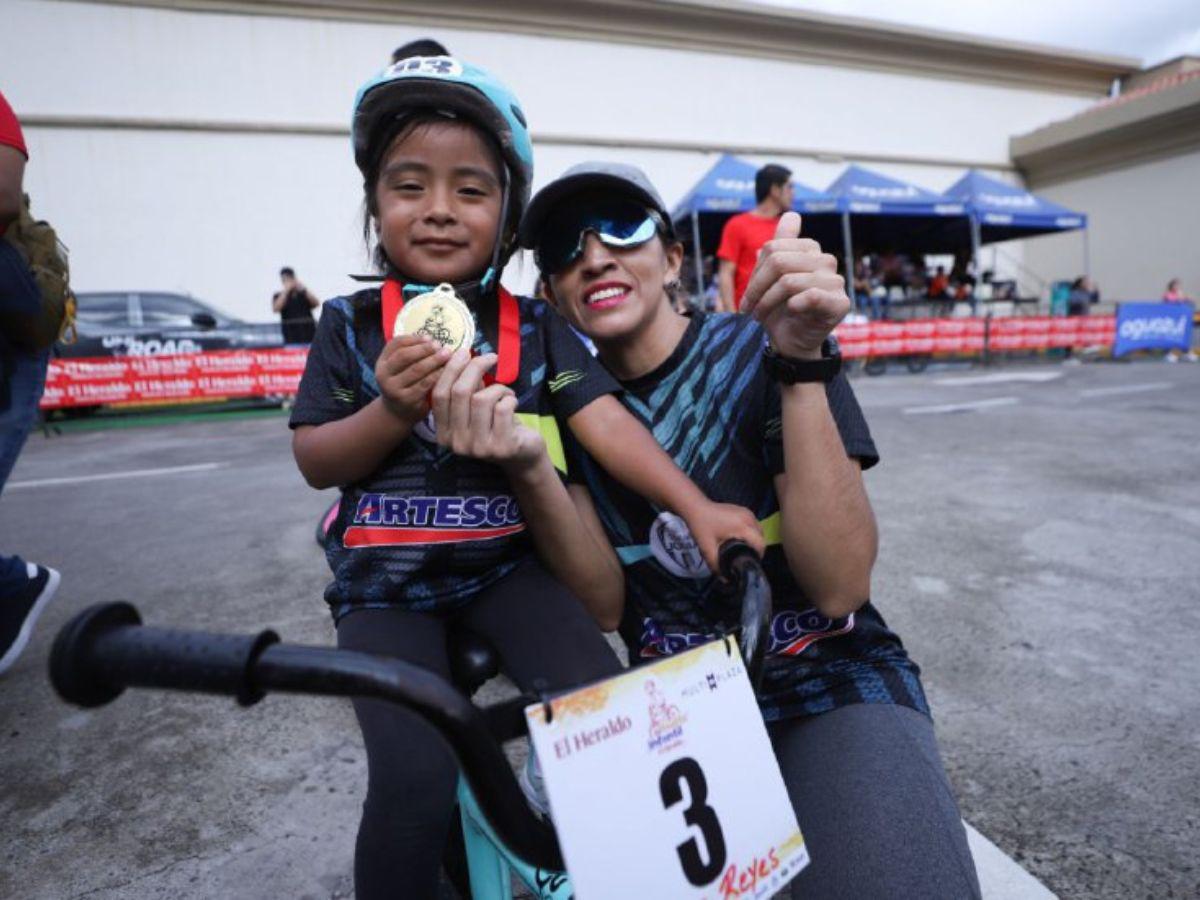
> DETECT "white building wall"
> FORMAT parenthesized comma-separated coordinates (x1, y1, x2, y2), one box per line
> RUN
(1019, 150, 1200, 303)
(3, 0, 1102, 320)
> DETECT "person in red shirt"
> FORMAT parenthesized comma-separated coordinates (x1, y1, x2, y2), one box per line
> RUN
(716, 163, 793, 312)
(0, 87, 61, 676)
(0, 90, 28, 231)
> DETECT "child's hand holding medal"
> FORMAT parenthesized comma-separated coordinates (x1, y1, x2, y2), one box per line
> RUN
(377, 283, 477, 424)
(375, 334, 453, 424)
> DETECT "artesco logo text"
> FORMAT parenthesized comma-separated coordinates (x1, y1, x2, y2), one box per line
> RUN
(353, 493, 521, 528)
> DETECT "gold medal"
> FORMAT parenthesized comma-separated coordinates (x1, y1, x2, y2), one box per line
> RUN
(393, 283, 476, 352)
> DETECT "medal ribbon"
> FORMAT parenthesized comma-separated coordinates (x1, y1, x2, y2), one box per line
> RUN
(382, 278, 520, 386)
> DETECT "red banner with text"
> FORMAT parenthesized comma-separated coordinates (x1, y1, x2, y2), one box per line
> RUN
(41, 316, 1120, 409)
(833, 315, 1115, 359)
(41, 348, 310, 410)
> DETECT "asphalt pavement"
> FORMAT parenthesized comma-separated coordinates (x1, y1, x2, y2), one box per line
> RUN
(0, 356, 1196, 899)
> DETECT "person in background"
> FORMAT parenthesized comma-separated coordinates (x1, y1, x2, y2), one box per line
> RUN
(0, 88, 60, 675)
(853, 258, 883, 319)
(928, 265, 949, 299)
(1067, 276, 1098, 316)
(272, 266, 319, 345)
(716, 163, 793, 313)
(878, 248, 905, 298)
(1163, 278, 1197, 362)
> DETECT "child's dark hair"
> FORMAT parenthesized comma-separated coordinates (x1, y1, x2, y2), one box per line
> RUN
(279, 266, 295, 278)
(391, 38, 449, 63)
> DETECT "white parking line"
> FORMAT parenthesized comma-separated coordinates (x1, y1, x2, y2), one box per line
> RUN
(7, 462, 226, 489)
(903, 397, 1020, 415)
(965, 823, 1058, 899)
(936, 372, 1063, 386)
(1079, 381, 1173, 398)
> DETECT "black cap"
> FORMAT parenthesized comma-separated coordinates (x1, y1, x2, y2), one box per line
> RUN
(519, 161, 673, 249)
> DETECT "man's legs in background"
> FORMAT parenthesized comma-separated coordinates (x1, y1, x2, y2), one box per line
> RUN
(0, 346, 60, 675)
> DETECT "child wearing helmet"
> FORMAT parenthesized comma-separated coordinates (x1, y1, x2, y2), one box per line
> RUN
(288, 51, 763, 897)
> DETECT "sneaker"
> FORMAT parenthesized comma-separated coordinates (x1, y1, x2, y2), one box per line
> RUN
(518, 749, 552, 821)
(0, 564, 61, 675)
(1187, 352, 1198, 362)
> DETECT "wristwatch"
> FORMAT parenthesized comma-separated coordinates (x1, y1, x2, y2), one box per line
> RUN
(762, 338, 842, 384)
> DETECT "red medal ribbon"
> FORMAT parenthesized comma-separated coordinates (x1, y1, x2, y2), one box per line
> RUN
(381, 278, 520, 386)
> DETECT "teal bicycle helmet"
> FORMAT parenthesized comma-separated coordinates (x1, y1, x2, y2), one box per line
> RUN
(351, 55, 534, 221)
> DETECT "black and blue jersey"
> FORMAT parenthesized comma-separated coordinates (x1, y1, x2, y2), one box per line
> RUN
(290, 287, 618, 620)
(566, 311, 928, 722)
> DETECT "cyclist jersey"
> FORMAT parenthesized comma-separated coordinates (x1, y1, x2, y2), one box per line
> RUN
(290, 286, 619, 620)
(565, 311, 928, 722)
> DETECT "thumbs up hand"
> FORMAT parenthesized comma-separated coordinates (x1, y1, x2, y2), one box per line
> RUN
(739, 212, 849, 360)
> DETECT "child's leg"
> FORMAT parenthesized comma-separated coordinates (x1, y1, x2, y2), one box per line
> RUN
(337, 607, 456, 900)
(459, 558, 622, 693)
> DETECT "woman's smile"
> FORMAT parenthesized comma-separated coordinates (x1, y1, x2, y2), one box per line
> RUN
(583, 281, 633, 309)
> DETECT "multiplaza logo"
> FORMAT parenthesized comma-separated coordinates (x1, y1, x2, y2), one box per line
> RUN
(681, 660, 745, 699)
(342, 493, 525, 547)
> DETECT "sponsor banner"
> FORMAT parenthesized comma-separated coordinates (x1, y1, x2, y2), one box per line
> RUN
(527, 640, 808, 899)
(1113, 302, 1194, 357)
(832, 315, 1114, 359)
(41, 348, 308, 409)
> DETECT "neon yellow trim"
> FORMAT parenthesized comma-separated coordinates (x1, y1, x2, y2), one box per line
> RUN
(516, 412, 567, 475)
(760, 511, 782, 546)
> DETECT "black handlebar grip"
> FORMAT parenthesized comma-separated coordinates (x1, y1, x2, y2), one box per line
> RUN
(717, 539, 758, 577)
(50, 602, 279, 708)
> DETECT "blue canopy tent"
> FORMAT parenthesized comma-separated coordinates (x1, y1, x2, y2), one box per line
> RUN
(944, 169, 1089, 275)
(670, 154, 840, 298)
(823, 165, 971, 283)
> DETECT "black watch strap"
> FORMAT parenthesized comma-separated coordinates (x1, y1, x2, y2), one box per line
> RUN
(762, 339, 842, 384)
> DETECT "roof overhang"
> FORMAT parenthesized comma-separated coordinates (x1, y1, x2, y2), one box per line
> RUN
(1011, 77, 1200, 187)
(87, 0, 1136, 95)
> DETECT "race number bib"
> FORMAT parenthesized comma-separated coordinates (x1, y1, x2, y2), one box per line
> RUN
(526, 640, 808, 899)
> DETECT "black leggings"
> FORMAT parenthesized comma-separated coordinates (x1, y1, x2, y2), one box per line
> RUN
(336, 559, 622, 900)
(770, 704, 982, 899)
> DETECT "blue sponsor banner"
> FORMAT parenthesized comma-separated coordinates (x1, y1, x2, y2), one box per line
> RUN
(1113, 302, 1194, 357)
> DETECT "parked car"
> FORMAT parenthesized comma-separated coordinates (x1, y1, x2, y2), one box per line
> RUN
(59, 291, 283, 358)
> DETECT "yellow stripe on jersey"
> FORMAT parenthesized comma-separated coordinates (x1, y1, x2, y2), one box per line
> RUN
(760, 511, 781, 546)
(515, 412, 567, 475)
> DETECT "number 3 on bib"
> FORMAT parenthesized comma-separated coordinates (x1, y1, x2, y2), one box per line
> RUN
(661, 756, 728, 885)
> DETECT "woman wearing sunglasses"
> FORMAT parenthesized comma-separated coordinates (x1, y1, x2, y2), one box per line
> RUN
(515, 162, 981, 899)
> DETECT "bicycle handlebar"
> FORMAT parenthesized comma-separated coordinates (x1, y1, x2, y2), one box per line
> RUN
(718, 540, 772, 691)
(50, 602, 565, 871)
(48, 541, 770, 875)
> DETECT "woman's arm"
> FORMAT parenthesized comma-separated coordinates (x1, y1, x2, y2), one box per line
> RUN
(741, 211, 875, 618)
(568, 395, 764, 570)
(508, 456, 625, 631)
(773, 383, 877, 619)
(271, 291, 286, 313)
(430, 351, 624, 627)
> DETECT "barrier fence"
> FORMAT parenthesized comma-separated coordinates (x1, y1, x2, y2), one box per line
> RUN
(833, 314, 1115, 359)
(39, 315, 1118, 410)
(41, 348, 308, 410)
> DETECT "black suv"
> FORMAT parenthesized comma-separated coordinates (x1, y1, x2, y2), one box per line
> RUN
(61, 291, 283, 358)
